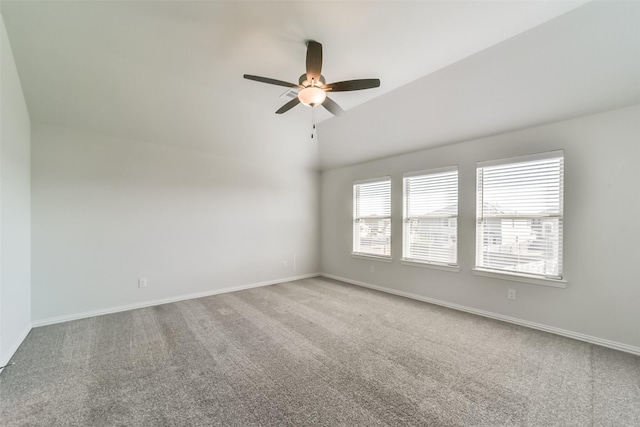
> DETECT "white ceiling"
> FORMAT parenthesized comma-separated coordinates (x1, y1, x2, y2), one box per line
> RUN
(0, 0, 615, 168)
(319, 0, 640, 169)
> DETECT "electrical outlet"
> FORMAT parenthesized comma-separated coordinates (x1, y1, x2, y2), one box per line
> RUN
(370, 265, 375, 273)
(507, 289, 516, 300)
(283, 260, 288, 269)
(138, 278, 148, 288)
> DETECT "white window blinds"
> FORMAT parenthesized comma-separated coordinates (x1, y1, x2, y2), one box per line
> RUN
(353, 178, 391, 257)
(476, 151, 564, 279)
(403, 167, 458, 265)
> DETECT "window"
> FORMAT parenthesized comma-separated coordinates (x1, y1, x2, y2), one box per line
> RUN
(403, 167, 458, 266)
(353, 178, 391, 258)
(475, 151, 564, 280)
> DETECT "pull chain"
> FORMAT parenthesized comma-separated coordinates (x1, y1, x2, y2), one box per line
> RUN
(311, 106, 316, 139)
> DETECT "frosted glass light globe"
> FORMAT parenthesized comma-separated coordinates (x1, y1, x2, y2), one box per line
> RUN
(298, 86, 326, 107)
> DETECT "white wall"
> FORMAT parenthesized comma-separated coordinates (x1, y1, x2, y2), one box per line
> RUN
(320, 105, 640, 351)
(0, 13, 31, 366)
(31, 123, 319, 323)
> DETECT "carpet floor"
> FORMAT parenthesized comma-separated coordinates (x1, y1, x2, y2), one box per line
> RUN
(1, 277, 639, 426)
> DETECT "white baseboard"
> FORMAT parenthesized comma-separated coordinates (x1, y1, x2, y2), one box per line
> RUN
(32, 273, 319, 328)
(1, 324, 32, 372)
(320, 273, 640, 356)
(27, 272, 640, 357)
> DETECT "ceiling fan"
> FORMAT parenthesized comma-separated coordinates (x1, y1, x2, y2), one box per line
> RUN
(243, 41, 380, 116)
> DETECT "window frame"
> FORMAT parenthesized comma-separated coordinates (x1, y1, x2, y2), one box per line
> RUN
(473, 150, 566, 287)
(352, 177, 392, 260)
(402, 166, 459, 271)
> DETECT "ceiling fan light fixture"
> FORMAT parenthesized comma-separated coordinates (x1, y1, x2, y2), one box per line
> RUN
(298, 86, 326, 107)
(244, 41, 379, 115)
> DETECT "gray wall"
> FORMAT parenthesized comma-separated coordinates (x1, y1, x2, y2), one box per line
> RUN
(31, 123, 319, 323)
(320, 105, 640, 350)
(0, 14, 31, 366)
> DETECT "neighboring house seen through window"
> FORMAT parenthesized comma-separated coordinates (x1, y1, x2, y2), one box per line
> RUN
(475, 151, 564, 280)
(353, 178, 391, 258)
(403, 167, 458, 266)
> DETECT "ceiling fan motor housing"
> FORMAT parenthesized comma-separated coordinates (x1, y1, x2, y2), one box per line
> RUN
(299, 74, 326, 88)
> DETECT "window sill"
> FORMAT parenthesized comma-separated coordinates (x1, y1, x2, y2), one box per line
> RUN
(472, 268, 567, 288)
(351, 253, 393, 263)
(401, 259, 460, 273)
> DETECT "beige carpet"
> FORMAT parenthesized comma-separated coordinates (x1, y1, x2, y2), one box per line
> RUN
(1, 277, 639, 426)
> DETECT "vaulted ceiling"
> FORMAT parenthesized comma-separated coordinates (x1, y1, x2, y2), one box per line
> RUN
(3, 1, 637, 169)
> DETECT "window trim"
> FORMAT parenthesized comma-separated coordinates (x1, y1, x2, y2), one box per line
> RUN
(475, 150, 565, 283)
(402, 259, 460, 272)
(402, 165, 459, 268)
(353, 176, 392, 259)
(351, 253, 393, 262)
(476, 149, 563, 169)
(472, 268, 567, 288)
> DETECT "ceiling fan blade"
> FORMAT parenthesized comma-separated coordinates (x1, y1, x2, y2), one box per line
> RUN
(306, 41, 323, 84)
(322, 96, 344, 116)
(275, 97, 301, 114)
(325, 79, 380, 92)
(243, 74, 299, 88)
